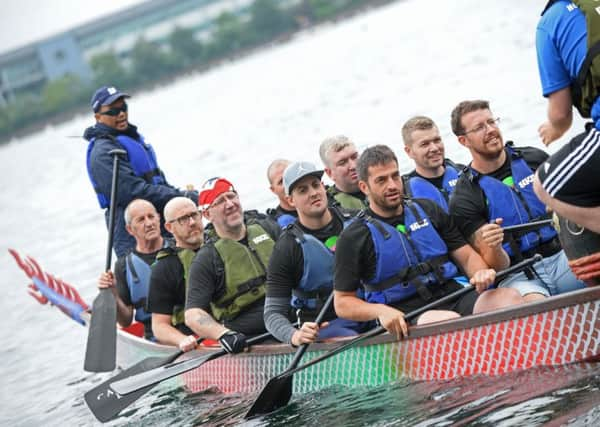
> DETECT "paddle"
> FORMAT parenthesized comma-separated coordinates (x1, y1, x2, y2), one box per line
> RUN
(502, 219, 553, 242)
(245, 254, 542, 418)
(84, 337, 203, 422)
(84, 148, 126, 372)
(110, 330, 273, 396)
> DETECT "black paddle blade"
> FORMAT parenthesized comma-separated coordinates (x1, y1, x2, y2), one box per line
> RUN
(245, 375, 293, 419)
(84, 354, 175, 422)
(84, 289, 117, 372)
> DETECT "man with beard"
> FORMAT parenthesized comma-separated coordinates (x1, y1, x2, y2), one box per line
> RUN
(333, 145, 524, 338)
(319, 135, 368, 209)
(97, 199, 165, 340)
(449, 100, 585, 301)
(185, 178, 280, 353)
(147, 197, 203, 351)
(401, 116, 464, 212)
(84, 85, 197, 258)
(265, 159, 298, 228)
(264, 161, 366, 346)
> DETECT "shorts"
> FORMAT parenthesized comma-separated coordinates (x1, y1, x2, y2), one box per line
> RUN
(537, 127, 600, 207)
(392, 281, 478, 325)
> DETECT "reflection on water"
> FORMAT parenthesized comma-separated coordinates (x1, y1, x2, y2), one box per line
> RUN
(0, 0, 597, 425)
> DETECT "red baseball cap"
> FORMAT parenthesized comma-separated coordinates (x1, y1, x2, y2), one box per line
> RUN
(199, 177, 235, 209)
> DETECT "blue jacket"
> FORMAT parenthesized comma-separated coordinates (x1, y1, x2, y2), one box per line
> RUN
(125, 251, 152, 323)
(469, 146, 556, 257)
(83, 123, 196, 257)
(363, 200, 459, 305)
(403, 161, 461, 212)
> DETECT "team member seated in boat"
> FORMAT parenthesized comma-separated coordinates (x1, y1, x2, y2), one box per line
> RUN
(401, 116, 464, 212)
(147, 197, 203, 352)
(448, 100, 585, 301)
(533, 0, 600, 235)
(97, 199, 166, 340)
(265, 159, 298, 228)
(265, 161, 368, 345)
(333, 145, 525, 338)
(84, 85, 198, 258)
(319, 135, 368, 210)
(184, 178, 281, 353)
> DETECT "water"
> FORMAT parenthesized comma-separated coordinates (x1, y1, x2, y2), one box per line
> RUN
(0, 0, 597, 425)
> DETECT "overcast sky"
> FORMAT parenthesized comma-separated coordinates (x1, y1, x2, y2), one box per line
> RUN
(0, 0, 147, 53)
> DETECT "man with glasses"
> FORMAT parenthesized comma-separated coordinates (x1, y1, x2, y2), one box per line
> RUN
(97, 199, 166, 340)
(146, 197, 204, 352)
(185, 178, 280, 353)
(84, 85, 197, 258)
(449, 100, 584, 301)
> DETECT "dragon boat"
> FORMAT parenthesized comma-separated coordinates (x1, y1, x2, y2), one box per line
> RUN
(10, 248, 600, 397)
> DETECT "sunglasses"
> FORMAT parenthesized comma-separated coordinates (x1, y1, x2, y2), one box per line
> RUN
(99, 103, 128, 116)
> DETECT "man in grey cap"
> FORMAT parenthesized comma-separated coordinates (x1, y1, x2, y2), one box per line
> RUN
(83, 85, 198, 257)
(264, 161, 368, 345)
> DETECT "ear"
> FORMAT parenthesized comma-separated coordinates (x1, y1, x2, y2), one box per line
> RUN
(165, 221, 173, 234)
(125, 224, 134, 236)
(358, 180, 369, 196)
(202, 209, 211, 222)
(403, 144, 413, 159)
(324, 167, 333, 179)
(269, 184, 276, 194)
(286, 194, 296, 208)
(457, 135, 469, 148)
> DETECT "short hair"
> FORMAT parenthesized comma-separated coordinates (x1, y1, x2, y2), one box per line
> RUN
(124, 199, 156, 225)
(266, 159, 291, 184)
(450, 100, 490, 136)
(163, 196, 196, 223)
(319, 135, 355, 167)
(401, 116, 437, 145)
(357, 145, 398, 182)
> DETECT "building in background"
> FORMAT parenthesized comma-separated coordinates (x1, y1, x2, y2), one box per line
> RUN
(0, 0, 259, 106)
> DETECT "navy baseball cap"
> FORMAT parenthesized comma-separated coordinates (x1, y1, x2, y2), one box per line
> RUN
(91, 86, 130, 113)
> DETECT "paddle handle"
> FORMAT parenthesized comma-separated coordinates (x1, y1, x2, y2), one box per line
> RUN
(502, 219, 553, 242)
(287, 292, 334, 369)
(105, 149, 126, 270)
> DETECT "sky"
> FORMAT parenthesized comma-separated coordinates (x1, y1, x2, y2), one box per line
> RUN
(0, 0, 148, 54)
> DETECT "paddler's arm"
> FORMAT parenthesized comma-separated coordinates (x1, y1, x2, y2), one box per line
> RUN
(538, 86, 573, 146)
(468, 219, 510, 271)
(450, 244, 497, 293)
(98, 270, 134, 327)
(151, 313, 197, 352)
(184, 307, 228, 340)
(334, 290, 408, 340)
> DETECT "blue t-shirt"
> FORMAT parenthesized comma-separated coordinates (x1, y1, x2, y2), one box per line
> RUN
(536, 1, 600, 124)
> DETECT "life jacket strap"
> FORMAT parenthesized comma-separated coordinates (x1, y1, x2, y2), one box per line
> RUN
(211, 275, 265, 309)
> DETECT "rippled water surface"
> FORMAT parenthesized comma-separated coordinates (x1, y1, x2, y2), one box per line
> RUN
(1, 0, 597, 425)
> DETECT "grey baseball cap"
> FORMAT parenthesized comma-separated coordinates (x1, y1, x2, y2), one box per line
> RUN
(283, 161, 324, 195)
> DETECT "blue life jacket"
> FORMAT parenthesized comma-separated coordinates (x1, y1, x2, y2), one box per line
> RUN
(470, 145, 556, 257)
(125, 252, 153, 323)
(290, 208, 352, 311)
(277, 213, 296, 229)
(363, 200, 459, 305)
(86, 134, 165, 208)
(404, 161, 460, 212)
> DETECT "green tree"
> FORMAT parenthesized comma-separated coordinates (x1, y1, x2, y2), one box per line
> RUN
(206, 12, 246, 58)
(41, 74, 87, 113)
(89, 50, 130, 87)
(130, 38, 174, 83)
(247, 0, 295, 43)
(168, 26, 203, 66)
(308, 0, 346, 20)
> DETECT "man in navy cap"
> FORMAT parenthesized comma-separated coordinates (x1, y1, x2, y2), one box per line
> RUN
(83, 85, 197, 257)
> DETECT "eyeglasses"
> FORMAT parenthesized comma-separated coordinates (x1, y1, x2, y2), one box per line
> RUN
(209, 192, 238, 209)
(168, 210, 201, 226)
(99, 103, 128, 116)
(463, 117, 501, 135)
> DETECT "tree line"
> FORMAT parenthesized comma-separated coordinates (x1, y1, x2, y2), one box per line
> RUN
(0, 0, 379, 142)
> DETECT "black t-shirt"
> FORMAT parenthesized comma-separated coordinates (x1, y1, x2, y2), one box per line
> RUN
(449, 145, 549, 240)
(147, 250, 196, 336)
(334, 198, 467, 294)
(267, 205, 298, 220)
(186, 223, 279, 336)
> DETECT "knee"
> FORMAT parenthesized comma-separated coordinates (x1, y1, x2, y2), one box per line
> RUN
(417, 310, 460, 325)
(473, 288, 524, 313)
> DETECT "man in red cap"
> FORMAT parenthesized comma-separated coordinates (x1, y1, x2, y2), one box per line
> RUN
(184, 178, 280, 353)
